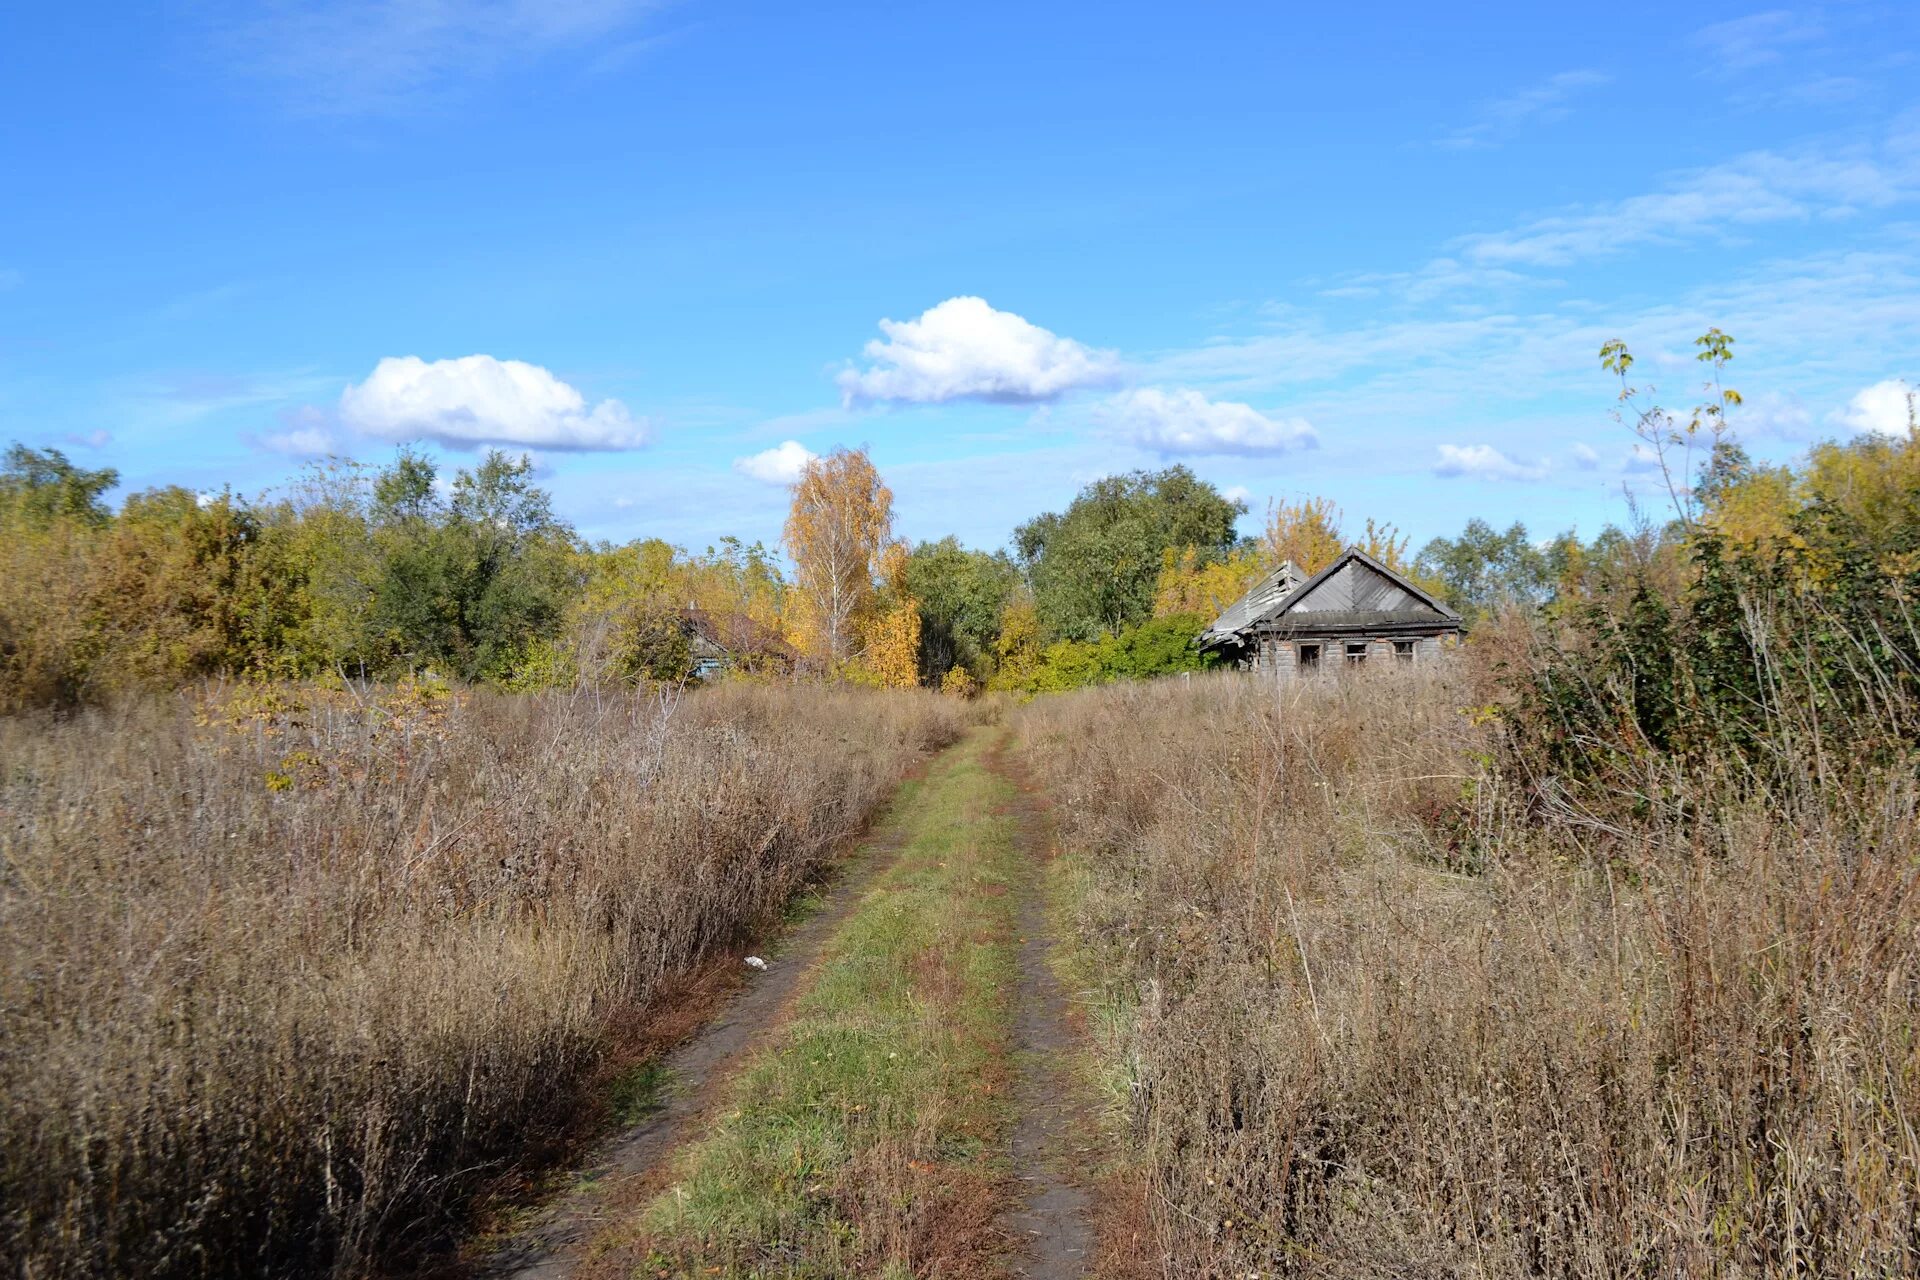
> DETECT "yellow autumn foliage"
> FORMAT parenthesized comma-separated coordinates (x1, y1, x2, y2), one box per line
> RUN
(783, 447, 894, 671)
(988, 595, 1043, 691)
(1153, 546, 1268, 618)
(1263, 496, 1344, 574)
(860, 596, 922, 690)
(1702, 425, 1920, 585)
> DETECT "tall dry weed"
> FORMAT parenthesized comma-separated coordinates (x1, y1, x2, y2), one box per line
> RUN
(1020, 666, 1920, 1277)
(0, 679, 962, 1278)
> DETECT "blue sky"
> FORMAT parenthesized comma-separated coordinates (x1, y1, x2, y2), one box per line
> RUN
(3, 1, 1917, 555)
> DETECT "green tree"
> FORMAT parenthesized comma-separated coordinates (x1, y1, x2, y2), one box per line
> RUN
(1415, 519, 1552, 620)
(1014, 466, 1244, 641)
(448, 451, 573, 679)
(902, 537, 1019, 681)
(361, 450, 577, 681)
(1, 444, 118, 526)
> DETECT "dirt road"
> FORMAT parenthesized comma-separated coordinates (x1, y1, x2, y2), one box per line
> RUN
(473, 728, 1099, 1279)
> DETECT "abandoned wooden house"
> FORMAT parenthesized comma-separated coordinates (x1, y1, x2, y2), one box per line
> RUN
(1198, 547, 1462, 677)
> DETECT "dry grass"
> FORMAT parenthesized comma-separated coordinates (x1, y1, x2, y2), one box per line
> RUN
(1018, 665, 1920, 1278)
(0, 678, 964, 1279)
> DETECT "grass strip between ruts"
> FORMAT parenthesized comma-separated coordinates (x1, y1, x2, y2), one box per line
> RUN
(614, 728, 1020, 1279)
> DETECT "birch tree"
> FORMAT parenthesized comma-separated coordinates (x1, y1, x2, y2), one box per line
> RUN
(783, 446, 893, 670)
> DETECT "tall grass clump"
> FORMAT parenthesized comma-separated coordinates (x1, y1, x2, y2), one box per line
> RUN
(0, 679, 963, 1279)
(1021, 648, 1919, 1277)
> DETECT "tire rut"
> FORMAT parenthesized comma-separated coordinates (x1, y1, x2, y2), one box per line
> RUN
(472, 800, 922, 1280)
(990, 742, 1096, 1280)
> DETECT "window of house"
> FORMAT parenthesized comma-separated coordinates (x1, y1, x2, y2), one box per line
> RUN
(1345, 642, 1368, 666)
(1297, 642, 1321, 671)
(1394, 639, 1416, 663)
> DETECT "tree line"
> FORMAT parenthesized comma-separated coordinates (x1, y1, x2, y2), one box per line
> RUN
(4, 333, 1913, 712)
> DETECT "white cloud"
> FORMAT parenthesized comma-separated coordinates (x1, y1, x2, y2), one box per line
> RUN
(1434, 444, 1549, 482)
(1439, 69, 1610, 150)
(837, 296, 1123, 406)
(1571, 442, 1602, 469)
(1222, 484, 1252, 506)
(1693, 11, 1822, 73)
(1095, 387, 1315, 456)
(1148, 237, 1920, 422)
(1320, 256, 1550, 303)
(262, 427, 339, 457)
(1453, 144, 1912, 268)
(1839, 379, 1916, 436)
(252, 405, 339, 457)
(339, 354, 649, 450)
(1732, 389, 1816, 440)
(1626, 443, 1666, 473)
(217, 0, 663, 116)
(734, 439, 818, 485)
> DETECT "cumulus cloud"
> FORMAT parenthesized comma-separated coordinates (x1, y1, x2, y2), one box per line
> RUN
(734, 440, 818, 485)
(339, 355, 649, 451)
(1096, 387, 1316, 456)
(262, 426, 340, 457)
(837, 296, 1123, 406)
(1839, 379, 1916, 436)
(1571, 442, 1602, 469)
(250, 405, 339, 457)
(1433, 443, 1549, 482)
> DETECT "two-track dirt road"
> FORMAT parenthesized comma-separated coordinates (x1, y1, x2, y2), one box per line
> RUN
(471, 728, 1098, 1280)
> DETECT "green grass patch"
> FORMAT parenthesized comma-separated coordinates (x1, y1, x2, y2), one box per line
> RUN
(1044, 848, 1141, 1129)
(624, 729, 1020, 1278)
(608, 1059, 674, 1128)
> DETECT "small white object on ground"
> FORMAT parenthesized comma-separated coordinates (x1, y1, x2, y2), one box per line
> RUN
(744, 955, 767, 971)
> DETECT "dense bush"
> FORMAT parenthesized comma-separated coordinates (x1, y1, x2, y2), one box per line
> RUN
(1512, 432, 1920, 802)
(989, 611, 1217, 693)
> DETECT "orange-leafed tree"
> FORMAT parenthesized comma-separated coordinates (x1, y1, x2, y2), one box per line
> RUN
(783, 446, 894, 671)
(1263, 496, 1344, 574)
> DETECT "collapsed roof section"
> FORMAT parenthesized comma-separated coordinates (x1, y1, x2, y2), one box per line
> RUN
(1199, 548, 1462, 652)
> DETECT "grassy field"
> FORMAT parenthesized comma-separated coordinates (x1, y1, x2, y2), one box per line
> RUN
(1019, 667, 1920, 1278)
(0, 680, 963, 1279)
(613, 728, 1021, 1279)
(8, 659, 1917, 1279)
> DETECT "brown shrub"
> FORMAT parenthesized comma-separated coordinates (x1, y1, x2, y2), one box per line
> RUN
(0, 679, 963, 1278)
(1018, 666, 1920, 1278)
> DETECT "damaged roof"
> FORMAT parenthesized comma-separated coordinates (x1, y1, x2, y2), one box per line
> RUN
(1200, 547, 1461, 648)
(1198, 561, 1303, 649)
